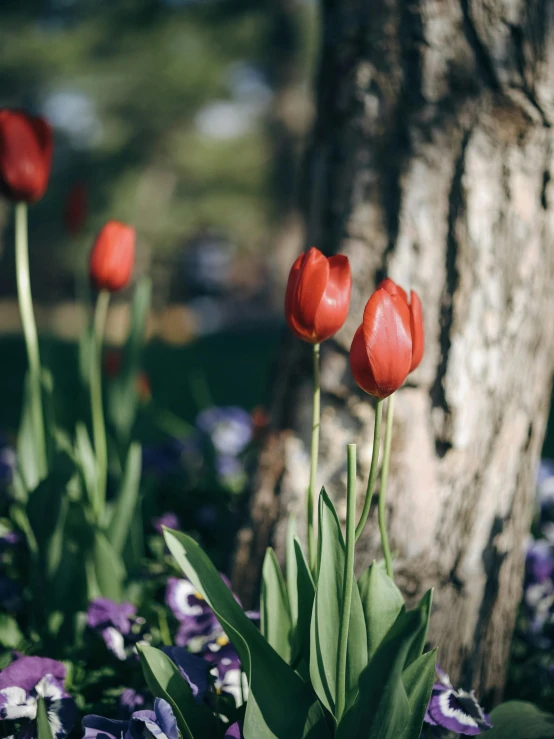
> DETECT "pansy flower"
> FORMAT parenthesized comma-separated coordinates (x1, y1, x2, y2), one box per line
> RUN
(196, 407, 253, 457)
(165, 578, 221, 649)
(224, 724, 243, 738)
(83, 698, 178, 739)
(424, 667, 492, 735)
(152, 513, 179, 536)
(0, 656, 76, 739)
(161, 647, 210, 703)
(87, 598, 148, 661)
(201, 634, 247, 707)
(118, 689, 147, 719)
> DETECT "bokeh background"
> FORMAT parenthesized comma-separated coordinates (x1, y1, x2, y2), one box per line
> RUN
(0, 0, 320, 432)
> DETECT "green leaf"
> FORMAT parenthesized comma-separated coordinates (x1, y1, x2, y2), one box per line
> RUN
(404, 589, 433, 669)
(108, 277, 151, 441)
(400, 649, 437, 739)
(26, 451, 74, 573)
(36, 696, 54, 739)
(138, 644, 216, 739)
(93, 530, 126, 601)
(286, 515, 299, 631)
(488, 701, 554, 738)
(261, 548, 292, 662)
(291, 537, 315, 670)
(75, 422, 97, 509)
(336, 609, 424, 739)
(107, 443, 142, 556)
(164, 528, 330, 739)
(358, 562, 405, 662)
(0, 613, 23, 649)
(310, 489, 368, 717)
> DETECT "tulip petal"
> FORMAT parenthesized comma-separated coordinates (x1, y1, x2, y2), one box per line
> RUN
(350, 288, 412, 399)
(0, 111, 53, 203)
(89, 221, 136, 292)
(409, 290, 424, 371)
(378, 277, 408, 306)
(350, 325, 381, 397)
(313, 254, 352, 342)
(285, 247, 329, 343)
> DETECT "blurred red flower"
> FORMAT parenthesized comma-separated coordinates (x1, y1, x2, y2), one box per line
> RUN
(89, 220, 135, 292)
(0, 110, 53, 203)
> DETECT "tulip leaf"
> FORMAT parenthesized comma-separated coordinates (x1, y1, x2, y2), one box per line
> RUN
(488, 701, 554, 738)
(310, 489, 368, 717)
(75, 422, 97, 509)
(93, 530, 126, 602)
(138, 644, 215, 739)
(404, 588, 433, 669)
(107, 442, 142, 556)
(108, 277, 151, 441)
(37, 696, 54, 739)
(291, 537, 315, 671)
(358, 561, 405, 662)
(286, 515, 299, 631)
(261, 547, 292, 662)
(400, 649, 437, 739)
(164, 528, 330, 739)
(336, 609, 424, 739)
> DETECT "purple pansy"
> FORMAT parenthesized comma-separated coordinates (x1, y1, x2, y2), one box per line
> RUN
(526, 540, 554, 585)
(161, 647, 210, 703)
(84, 698, 178, 739)
(0, 656, 76, 739)
(87, 598, 147, 661)
(87, 599, 136, 634)
(119, 689, 146, 719)
(152, 513, 179, 536)
(196, 407, 252, 457)
(165, 578, 221, 648)
(224, 723, 243, 738)
(424, 667, 491, 735)
(201, 635, 247, 707)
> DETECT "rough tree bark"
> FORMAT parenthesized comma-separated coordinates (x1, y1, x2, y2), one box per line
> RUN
(233, 0, 554, 700)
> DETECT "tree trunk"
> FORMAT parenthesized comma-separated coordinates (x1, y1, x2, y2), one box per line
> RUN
(233, 0, 554, 701)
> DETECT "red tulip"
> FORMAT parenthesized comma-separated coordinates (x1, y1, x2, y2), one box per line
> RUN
(350, 278, 424, 399)
(64, 182, 88, 235)
(285, 247, 352, 344)
(89, 220, 135, 292)
(0, 110, 53, 203)
(378, 278, 424, 371)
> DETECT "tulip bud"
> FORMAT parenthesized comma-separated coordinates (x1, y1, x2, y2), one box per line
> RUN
(285, 246, 352, 344)
(89, 220, 135, 292)
(0, 110, 53, 203)
(350, 278, 425, 399)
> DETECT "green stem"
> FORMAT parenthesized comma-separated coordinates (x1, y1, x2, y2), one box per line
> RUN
(379, 394, 395, 579)
(91, 289, 111, 521)
(158, 608, 172, 647)
(355, 398, 383, 541)
(335, 443, 357, 722)
(15, 202, 47, 477)
(307, 342, 320, 575)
